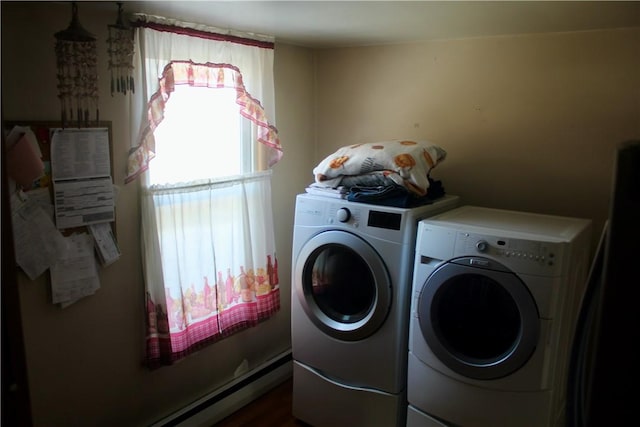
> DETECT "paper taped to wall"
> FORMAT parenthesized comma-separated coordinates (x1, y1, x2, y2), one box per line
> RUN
(50, 128, 115, 229)
(89, 222, 121, 266)
(50, 232, 100, 306)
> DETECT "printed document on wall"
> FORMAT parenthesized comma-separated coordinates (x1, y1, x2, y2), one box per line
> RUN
(50, 128, 115, 229)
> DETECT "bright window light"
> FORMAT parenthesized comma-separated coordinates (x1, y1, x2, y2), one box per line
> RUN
(149, 85, 242, 185)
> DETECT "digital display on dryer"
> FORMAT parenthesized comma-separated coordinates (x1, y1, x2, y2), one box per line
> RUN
(368, 211, 401, 230)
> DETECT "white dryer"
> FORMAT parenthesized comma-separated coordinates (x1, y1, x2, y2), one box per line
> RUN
(407, 206, 592, 427)
(291, 193, 460, 427)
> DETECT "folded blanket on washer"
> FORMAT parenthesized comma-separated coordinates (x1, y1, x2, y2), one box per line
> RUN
(313, 140, 446, 196)
(346, 177, 446, 208)
(305, 183, 349, 199)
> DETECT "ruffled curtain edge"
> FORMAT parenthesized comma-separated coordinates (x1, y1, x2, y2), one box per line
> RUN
(125, 60, 283, 184)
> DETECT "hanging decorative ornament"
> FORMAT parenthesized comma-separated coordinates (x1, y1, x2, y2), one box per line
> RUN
(54, 1, 99, 127)
(107, 2, 135, 96)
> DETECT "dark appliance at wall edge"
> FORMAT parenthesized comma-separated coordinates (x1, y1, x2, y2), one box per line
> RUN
(567, 140, 640, 426)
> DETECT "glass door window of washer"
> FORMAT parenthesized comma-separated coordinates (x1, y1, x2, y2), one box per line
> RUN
(295, 231, 392, 341)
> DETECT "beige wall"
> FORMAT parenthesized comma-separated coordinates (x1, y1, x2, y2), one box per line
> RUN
(2, 3, 313, 426)
(314, 28, 640, 244)
(3, 1, 639, 426)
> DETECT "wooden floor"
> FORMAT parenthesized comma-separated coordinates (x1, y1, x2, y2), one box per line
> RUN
(214, 378, 310, 427)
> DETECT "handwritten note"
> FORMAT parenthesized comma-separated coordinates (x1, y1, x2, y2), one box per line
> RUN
(50, 233, 100, 306)
(10, 193, 67, 280)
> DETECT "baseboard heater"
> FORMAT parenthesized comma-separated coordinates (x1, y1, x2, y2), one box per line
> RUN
(152, 349, 293, 427)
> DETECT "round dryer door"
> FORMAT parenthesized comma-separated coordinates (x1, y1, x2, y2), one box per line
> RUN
(417, 256, 540, 380)
(294, 230, 392, 341)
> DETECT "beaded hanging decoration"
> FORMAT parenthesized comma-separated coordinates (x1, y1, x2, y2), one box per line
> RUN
(54, 2, 99, 127)
(107, 2, 135, 96)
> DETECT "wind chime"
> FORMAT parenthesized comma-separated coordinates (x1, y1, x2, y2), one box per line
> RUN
(54, 2, 99, 127)
(107, 2, 135, 96)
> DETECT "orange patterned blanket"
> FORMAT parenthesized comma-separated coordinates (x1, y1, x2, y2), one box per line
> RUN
(312, 140, 446, 196)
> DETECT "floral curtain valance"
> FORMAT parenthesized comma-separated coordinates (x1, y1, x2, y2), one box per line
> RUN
(125, 16, 281, 183)
(126, 60, 283, 183)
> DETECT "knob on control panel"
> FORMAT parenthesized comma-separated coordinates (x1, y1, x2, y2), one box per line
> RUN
(336, 208, 351, 223)
(476, 240, 489, 252)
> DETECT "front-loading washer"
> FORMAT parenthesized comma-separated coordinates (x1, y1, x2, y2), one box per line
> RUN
(407, 206, 592, 427)
(291, 193, 460, 427)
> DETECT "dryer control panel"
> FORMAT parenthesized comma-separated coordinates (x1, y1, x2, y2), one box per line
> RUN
(454, 232, 565, 276)
(294, 194, 408, 243)
(295, 193, 461, 246)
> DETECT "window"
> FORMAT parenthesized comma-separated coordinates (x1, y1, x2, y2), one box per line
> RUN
(126, 17, 283, 368)
(149, 85, 248, 184)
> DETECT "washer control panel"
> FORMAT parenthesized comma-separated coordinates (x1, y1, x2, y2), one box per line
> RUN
(329, 205, 362, 228)
(454, 232, 564, 276)
(336, 207, 351, 223)
(295, 195, 406, 232)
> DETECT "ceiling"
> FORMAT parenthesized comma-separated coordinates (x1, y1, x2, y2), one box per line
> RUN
(122, 1, 640, 48)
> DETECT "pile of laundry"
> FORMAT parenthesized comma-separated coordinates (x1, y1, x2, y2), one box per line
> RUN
(306, 139, 448, 208)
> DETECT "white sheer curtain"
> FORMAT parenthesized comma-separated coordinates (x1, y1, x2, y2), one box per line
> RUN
(127, 16, 283, 367)
(126, 15, 281, 182)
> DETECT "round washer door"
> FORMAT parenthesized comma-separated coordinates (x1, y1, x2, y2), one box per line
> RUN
(417, 257, 540, 380)
(294, 230, 392, 341)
